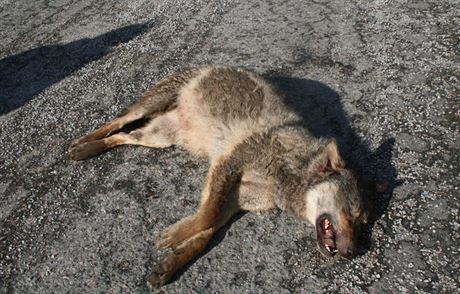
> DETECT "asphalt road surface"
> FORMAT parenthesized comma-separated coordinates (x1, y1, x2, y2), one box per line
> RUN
(0, 0, 459, 292)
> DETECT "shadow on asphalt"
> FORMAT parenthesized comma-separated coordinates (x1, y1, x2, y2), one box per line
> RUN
(266, 75, 399, 256)
(0, 22, 151, 115)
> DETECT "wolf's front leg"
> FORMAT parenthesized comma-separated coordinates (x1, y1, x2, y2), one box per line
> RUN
(148, 154, 243, 287)
(148, 227, 215, 287)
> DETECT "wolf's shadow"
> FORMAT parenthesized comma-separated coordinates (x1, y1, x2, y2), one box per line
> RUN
(0, 23, 150, 115)
(266, 75, 398, 253)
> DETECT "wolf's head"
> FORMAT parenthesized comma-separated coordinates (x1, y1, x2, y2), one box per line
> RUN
(303, 139, 368, 259)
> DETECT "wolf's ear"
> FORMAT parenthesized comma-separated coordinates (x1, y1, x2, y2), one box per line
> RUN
(320, 139, 344, 172)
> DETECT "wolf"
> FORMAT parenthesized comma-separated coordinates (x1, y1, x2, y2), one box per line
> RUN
(69, 66, 370, 287)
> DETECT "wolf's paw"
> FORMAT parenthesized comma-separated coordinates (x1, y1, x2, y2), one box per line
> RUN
(70, 135, 91, 148)
(155, 215, 200, 249)
(147, 255, 178, 288)
(155, 226, 184, 250)
(68, 140, 107, 161)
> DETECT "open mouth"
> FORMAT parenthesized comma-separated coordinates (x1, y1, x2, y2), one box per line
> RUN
(316, 214, 337, 256)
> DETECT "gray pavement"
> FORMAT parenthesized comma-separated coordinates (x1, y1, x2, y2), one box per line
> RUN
(0, 0, 459, 292)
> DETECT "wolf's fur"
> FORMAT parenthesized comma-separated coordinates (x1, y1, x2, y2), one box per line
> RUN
(69, 66, 368, 287)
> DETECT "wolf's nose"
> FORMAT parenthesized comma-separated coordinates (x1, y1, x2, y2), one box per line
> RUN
(347, 249, 356, 257)
(340, 248, 357, 260)
(345, 248, 357, 259)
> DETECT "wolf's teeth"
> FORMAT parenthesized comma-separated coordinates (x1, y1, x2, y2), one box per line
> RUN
(324, 244, 337, 253)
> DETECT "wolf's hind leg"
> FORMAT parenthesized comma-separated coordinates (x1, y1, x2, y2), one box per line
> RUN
(70, 68, 198, 147)
(69, 112, 178, 160)
(70, 108, 145, 147)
